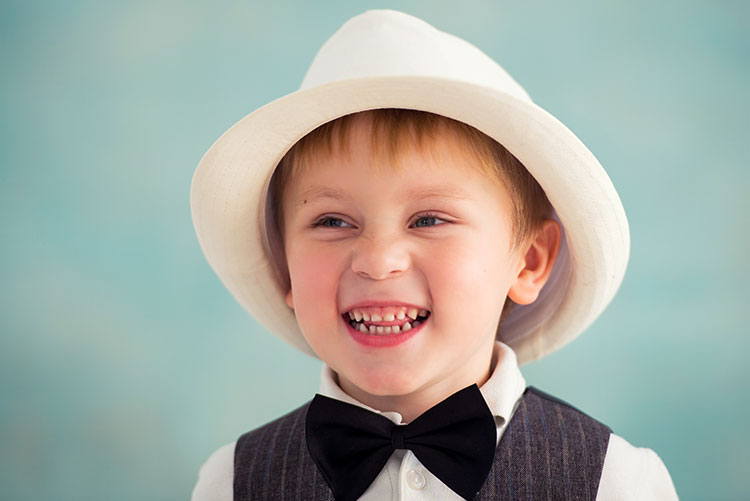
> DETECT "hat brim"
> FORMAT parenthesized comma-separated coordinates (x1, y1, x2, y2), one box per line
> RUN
(190, 75, 629, 365)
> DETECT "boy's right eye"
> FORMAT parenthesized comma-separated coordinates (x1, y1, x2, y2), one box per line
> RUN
(312, 216, 354, 228)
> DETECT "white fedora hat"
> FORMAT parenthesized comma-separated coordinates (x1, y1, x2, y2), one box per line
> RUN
(190, 9, 630, 365)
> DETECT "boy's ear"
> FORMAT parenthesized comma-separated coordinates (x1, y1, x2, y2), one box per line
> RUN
(507, 219, 561, 306)
(285, 289, 294, 309)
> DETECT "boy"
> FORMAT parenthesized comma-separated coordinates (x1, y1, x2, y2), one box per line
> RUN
(190, 9, 678, 500)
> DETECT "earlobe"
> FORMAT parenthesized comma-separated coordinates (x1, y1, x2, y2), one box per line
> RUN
(507, 219, 562, 305)
(285, 289, 294, 309)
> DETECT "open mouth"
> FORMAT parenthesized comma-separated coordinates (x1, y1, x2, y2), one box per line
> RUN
(342, 306, 431, 335)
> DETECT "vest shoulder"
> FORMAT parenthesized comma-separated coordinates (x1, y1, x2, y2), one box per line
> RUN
(524, 386, 612, 432)
(233, 401, 332, 500)
(236, 401, 311, 449)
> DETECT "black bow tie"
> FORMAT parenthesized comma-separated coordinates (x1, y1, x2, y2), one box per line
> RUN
(305, 384, 497, 501)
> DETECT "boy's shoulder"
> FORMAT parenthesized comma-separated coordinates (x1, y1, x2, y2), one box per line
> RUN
(235, 400, 312, 452)
(192, 401, 318, 501)
(523, 386, 611, 427)
(233, 400, 333, 500)
(515, 386, 613, 453)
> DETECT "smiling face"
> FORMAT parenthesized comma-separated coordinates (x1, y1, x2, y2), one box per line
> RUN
(281, 115, 543, 415)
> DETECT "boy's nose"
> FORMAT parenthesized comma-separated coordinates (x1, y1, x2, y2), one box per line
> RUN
(350, 235, 410, 280)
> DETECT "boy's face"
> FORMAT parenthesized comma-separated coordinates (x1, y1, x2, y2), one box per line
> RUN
(282, 118, 527, 403)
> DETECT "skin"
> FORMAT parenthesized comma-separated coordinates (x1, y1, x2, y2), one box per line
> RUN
(282, 116, 561, 422)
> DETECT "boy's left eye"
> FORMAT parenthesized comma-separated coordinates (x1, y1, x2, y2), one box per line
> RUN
(312, 216, 353, 228)
(411, 214, 448, 228)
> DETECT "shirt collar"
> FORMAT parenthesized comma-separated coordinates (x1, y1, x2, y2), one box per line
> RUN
(317, 340, 526, 426)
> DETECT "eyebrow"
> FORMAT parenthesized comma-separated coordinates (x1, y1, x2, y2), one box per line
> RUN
(294, 186, 353, 208)
(294, 184, 472, 208)
(402, 184, 473, 202)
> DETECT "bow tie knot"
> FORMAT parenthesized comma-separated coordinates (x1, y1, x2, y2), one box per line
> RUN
(391, 425, 406, 450)
(306, 384, 497, 500)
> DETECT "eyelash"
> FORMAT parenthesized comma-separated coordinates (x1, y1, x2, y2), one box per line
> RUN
(311, 216, 353, 228)
(411, 212, 448, 228)
(311, 212, 449, 229)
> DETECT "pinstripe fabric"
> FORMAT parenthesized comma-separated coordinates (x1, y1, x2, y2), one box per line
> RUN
(475, 387, 611, 501)
(234, 402, 333, 500)
(234, 387, 610, 500)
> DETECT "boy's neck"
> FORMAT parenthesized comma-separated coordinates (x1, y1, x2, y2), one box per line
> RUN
(335, 345, 497, 423)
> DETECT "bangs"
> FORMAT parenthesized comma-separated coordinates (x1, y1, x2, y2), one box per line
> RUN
(281, 109, 507, 186)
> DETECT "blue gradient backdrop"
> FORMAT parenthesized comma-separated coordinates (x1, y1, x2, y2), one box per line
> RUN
(1, 1, 748, 499)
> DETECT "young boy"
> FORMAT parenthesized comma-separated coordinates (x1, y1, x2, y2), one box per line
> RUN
(190, 9, 678, 500)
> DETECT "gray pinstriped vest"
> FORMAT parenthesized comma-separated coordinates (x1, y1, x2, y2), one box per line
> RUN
(234, 387, 611, 500)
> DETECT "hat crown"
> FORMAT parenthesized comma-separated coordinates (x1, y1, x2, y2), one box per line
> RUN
(301, 10, 532, 103)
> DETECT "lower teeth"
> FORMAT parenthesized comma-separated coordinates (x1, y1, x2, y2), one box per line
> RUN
(350, 318, 424, 335)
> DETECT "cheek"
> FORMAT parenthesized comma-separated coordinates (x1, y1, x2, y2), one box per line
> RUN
(286, 246, 346, 318)
(425, 240, 512, 315)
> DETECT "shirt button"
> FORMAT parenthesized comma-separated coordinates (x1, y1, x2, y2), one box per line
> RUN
(406, 469, 426, 490)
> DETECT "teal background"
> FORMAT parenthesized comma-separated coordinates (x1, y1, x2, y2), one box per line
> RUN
(1, 0, 748, 499)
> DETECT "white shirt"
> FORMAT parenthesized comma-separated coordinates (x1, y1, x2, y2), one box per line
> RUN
(192, 342, 678, 500)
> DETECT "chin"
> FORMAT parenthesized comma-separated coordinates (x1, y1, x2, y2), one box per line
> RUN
(344, 364, 425, 397)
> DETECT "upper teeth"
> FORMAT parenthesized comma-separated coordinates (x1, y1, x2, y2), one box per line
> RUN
(345, 306, 430, 335)
(346, 307, 429, 320)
